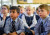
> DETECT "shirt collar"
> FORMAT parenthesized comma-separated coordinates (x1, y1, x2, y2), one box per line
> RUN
(41, 15, 50, 24)
(25, 12, 34, 17)
(1, 13, 10, 17)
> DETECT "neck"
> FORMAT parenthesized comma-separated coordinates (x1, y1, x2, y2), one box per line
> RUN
(42, 15, 48, 19)
(12, 17, 17, 21)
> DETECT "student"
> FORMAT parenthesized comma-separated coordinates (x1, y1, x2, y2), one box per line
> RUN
(18, 6, 25, 19)
(4, 6, 25, 35)
(0, 5, 10, 35)
(34, 4, 50, 35)
(21, 6, 37, 35)
(36, 7, 40, 22)
(1, 5, 10, 17)
(36, 7, 39, 15)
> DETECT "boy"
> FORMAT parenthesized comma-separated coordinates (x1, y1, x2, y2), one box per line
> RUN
(4, 6, 25, 35)
(18, 6, 25, 19)
(34, 4, 50, 35)
(0, 5, 9, 35)
(21, 6, 37, 35)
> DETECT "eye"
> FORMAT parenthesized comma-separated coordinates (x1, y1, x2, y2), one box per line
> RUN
(13, 11, 15, 13)
(41, 10, 43, 12)
(29, 10, 31, 11)
(26, 10, 28, 11)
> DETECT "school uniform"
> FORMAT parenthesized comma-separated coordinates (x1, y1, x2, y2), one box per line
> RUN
(4, 17, 24, 34)
(21, 13, 37, 35)
(0, 15, 4, 35)
(18, 13, 24, 19)
(0, 12, 10, 35)
(34, 15, 50, 35)
(49, 14, 50, 16)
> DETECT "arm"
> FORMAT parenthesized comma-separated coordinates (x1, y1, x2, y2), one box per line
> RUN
(44, 20, 50, 35)
(34, 21, 41, 35)
(16, 19, 24, 34)
(4, 20, 10, 34)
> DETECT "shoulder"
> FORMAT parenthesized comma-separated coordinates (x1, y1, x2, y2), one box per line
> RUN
(6, 17, 11, 22)
(47, 16, 50, 21)
(37, 18, 42, 24)
(17, 18, 22, 22)
(0, 15, 3, 20)
(6, 16, 10, 20)
(46, 16, 50, 24)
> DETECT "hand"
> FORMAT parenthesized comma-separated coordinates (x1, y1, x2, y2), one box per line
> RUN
(3, 14, 6, 20)
(8, 32, 17, 35)
(31, 30, 35, 35)
(12, 32, 18, 35)
(48, 33, 50, 35)
(8, 33, 12, 35)
(20, 32, 25, 35)
(2, 33, 7, 35)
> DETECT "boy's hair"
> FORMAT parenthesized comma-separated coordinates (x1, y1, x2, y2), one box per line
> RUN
(18, 5, 21, 7)
(39, 4, 49, 11)
(36, 7, 39, 11)
(2, 5, 9, 11)
(10, 6, 20, 13)
(26, 6, 33, 10)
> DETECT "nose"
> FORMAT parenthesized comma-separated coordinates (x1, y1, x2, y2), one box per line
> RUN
(10, 13, 13, 16)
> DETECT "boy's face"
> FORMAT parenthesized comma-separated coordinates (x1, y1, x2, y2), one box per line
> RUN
(20, 8, 24, 14)
(36, 10, 39, 15)
(10, 10, 19, 19)
(26, 7, 33, 15)
(1, 6, 8, 14)
(39, 8, 49, 19)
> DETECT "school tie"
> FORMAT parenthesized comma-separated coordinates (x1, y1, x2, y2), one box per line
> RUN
(41, 22, 44, 33)
(12, 21, 16, 32)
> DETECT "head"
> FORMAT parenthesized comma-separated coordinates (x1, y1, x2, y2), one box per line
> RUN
(20, 6, 25, 14)
(39, 4, 49, 19)
(18, 5, 21, 9)
(26, 6, 33, 15)
(1, 5, 9, 14)
(36, 7, 39, 15)
(10, 6, 20, 20)
(33, 7, 35, 13)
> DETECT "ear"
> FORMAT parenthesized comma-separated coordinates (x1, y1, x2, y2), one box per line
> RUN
(47, 11, 49, 14)
(17, 13, 20, 16)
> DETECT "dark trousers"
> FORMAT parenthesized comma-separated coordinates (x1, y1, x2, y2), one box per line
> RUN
(0, 27, 4, 35)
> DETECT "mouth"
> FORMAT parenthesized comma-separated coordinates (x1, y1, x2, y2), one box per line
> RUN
(39, 15, 42, 16)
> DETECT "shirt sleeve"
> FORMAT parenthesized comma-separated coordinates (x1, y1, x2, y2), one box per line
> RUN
(16, 19, 24, 34)
(4, 20, 10, 34)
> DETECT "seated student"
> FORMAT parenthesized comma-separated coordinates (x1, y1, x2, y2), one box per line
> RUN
(4, 6, 25, 35)
(0, 5, 9, 35)
(21, 6, 37, 35)
(18, 5, 21, 9)
(34, 4, 50, 35)
(36, 7, 40, 22)
(18, 6, 25, 19)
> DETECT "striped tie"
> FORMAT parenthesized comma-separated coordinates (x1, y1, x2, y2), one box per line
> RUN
(11, 21, 16, 32)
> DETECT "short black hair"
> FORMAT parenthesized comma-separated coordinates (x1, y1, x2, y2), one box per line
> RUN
(36, 8, 38, 11)
(10, 6, 20, 13)
(18, 5, 21, 8)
